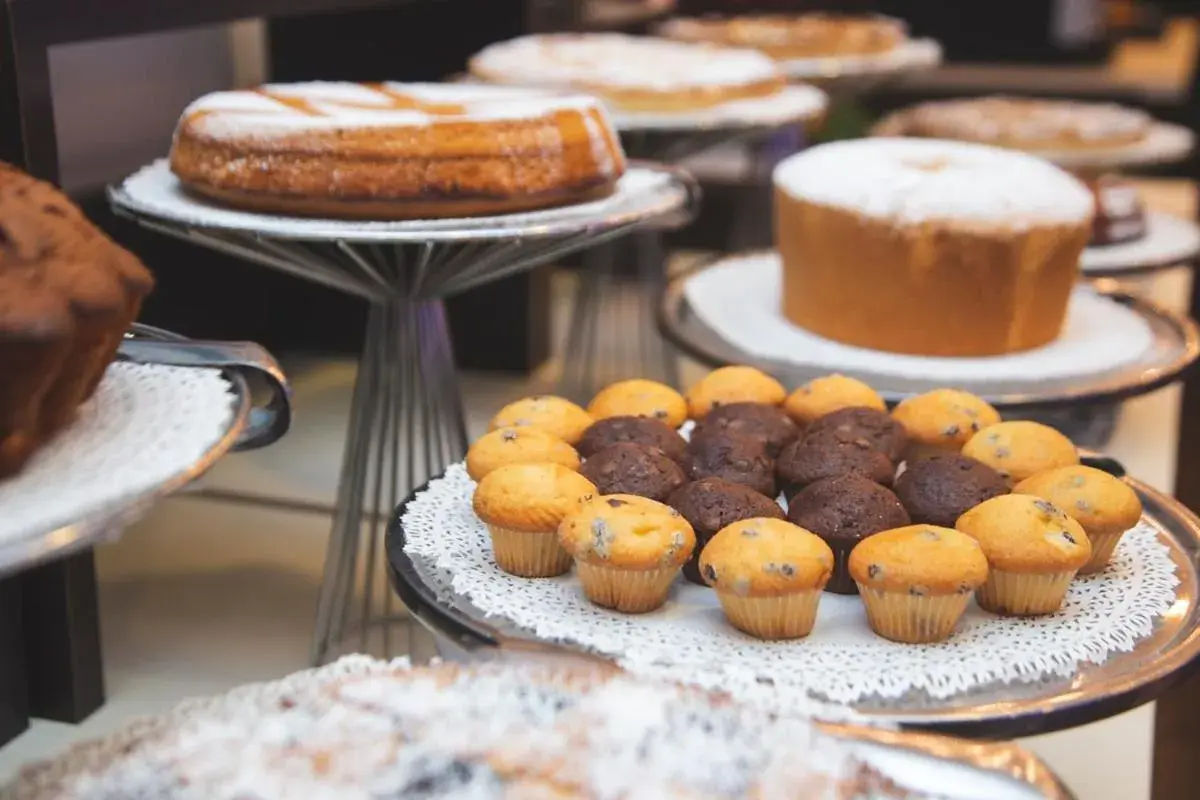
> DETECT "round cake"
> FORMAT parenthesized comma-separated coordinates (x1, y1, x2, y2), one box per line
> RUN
(658, 13, 906, 60)
(1086, 174, 1147, 246)
(468, 33, 785, 113)
(774, 138, 1094, 357)
(872, 96, 1151, 153)
(169, 82, 626, 219)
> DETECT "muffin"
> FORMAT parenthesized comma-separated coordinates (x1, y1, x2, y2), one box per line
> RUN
(956, 494, 1092, 616)
(891, 389, 1001, 460)
(580, 442, 686, 503)
(893, 453, 1009, 528)
(588, 379, 688, 429)
(961, 421, 1079, 484)
(558, 494, 696, 613)
(787, 474, 911, 594)
(466, 427, 580, 482)
(783, 374, 886, 427)
(849, 525, 989, 643)
(801, 406, 907, 462)
(1014, 465, 1143, 574)
(699, 518, 834, 639)
(775, 437, 894, 498)
(685, 366, 786, 420)
(473, 463, 597, 577)
(577, 415, 687, 464)
(667, 478, 786, 585)
(697, 402, 800, 457)
(490, 395, 594, 445)
(684, 428, 776, 497)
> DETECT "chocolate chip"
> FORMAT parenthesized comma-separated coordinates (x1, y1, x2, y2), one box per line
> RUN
(909, 585, 928, 596)
(606, 498, 626, 507)
(942, 424, 960, 437)
(703, 564, 718, 582)
(741, 527, 759, 538)
(1075, 499, 1091, 513)
(1061, 530, 1077, 545)
(654, 409, 668, 419)
(868, 564, 883, 579)
(1033, 499, 1062, 517)
(779, 563, 796, 577)
(994, 447, 1011, 459)
(958, 583, 973, 594)
(501, 430, 518, 442)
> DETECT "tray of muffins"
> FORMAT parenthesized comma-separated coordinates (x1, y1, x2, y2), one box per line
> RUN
(390, 368, 1200, 738)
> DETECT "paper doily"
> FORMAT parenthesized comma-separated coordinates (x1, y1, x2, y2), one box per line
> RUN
(610, 85, 827, 131)
(0, 362, 236, 550)
(1082, 212, 1200, 274)
(681, 252, 1155, 383)
(403, 464, 1180, 708)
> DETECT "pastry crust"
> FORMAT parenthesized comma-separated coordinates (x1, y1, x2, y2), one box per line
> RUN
(170, 82, 626, 219)
(659, 13, 906, 60)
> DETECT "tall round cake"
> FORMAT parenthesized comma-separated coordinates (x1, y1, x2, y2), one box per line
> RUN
(658, 13, 906, 60)
(773, 138, 1094, 357)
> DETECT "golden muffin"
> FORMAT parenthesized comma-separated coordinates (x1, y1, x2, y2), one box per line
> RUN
(849, 525, 988, 644)
(1014, 466, 1142, 575)
(961, 421, 1079, 484)
(588, 379, 688, 429)
(489, 395, 594, 445)
(699, 518, 834, 640)
(473, 463, 597, 577)
(558, 494, 696, 613)
(686, 366, 787, 420)
(956, 494, 1091, 616)
(782, 373, 886, 427)
(465, 427, 580, 482)
(891, 389, 1001, 460)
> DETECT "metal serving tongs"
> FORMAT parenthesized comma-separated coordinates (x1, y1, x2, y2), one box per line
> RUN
(117, 323, 293, 451)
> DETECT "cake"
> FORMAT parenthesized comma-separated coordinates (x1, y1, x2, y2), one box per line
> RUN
(464, 426, 580, 482)
(0, 163, 155, 478)
(774, 138, 1094, 356)
(577, 414, 687, 464)
(801, 407, 907, 463)
(169, 82, 626, 219)
(668, 477, 786, 585)
(579, 441, 686, 503)
(893, 453, 1009, 529)
(1086, 174, 1148, 246)
(468, 33, 786, 112)
(696, 401, 800, 458)
(658, 13, 906, 60)
(775, 437, 895, 499)
(684, 428, 776, 497)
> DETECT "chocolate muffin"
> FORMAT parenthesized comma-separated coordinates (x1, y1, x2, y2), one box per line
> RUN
(684, 428, 776, 498)
(776, 438, 895, 499)
(578, 415, 687, 464)
(787, 474, 911, 594)
(579, 442, 685, 502)
(668, 478, 786, 585)
(697, 402, 801, 458)
(802, 407, 908, 463)
(894, 453, 1009, 528)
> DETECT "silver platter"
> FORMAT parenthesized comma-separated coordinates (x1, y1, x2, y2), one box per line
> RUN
(659, 260, 1200, 410)
(387, 474, 1200, 741)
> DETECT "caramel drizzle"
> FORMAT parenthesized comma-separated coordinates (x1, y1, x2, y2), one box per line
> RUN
(253, 85, 466, 118)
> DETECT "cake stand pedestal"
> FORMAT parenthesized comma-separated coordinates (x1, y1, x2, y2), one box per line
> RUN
(109, 163, 697, 664)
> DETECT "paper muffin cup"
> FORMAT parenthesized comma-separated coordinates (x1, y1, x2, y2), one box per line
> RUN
(856, 586, 972, 644)
(575, 562, 680, 613)
(975, 569, 1076, 616)
(716, 590, 823, 640)
(487, 525, 572, 578)
(1078, 531, 1126, 575)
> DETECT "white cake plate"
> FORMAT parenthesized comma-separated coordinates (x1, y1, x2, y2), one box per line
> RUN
(779, 39, 943, 94)
(1082, 211, 1200, 275)
(609, 84, 827, 133)
(1034, 122, 1194, 171)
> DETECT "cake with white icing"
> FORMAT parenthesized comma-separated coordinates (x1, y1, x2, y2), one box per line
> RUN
(658, 13, 906, 60)
(467, 33, 785, 112)
(773, 138, 1094, 357)
(169, 82, 626, 219)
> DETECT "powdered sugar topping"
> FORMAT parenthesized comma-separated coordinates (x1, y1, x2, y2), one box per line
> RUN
(774, 138, 1095, 226)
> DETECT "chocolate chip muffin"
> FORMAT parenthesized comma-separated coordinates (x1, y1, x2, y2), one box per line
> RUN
(802, 406, 907, 463)
(578, 415, 687, 464)
(697, 402, 800, 458)
(684, 428, 776, 498)
(787, 474, 910, 594)
(580, 442, 686, 503)
(668, 478, 786, 585)
(775, 437, 895, 499)
(894, 454, 1009, 528)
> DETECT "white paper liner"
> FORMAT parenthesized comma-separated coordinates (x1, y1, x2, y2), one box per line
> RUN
(610, 84, 827, 131)
(1082, 212, 1200, 273)
(780, 39, 942, 80)
(404, 464, 1180, 707)
(0, 362, 236, 548)
(113, 161, 684, 241)
(681, 252, 1155, 382)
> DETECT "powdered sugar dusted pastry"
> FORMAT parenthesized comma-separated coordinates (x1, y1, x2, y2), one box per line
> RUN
(659, 13, 906, 60)
(872, 96, 1151, 153)
(468, 33, 785, 112)
(774, 138, 1094, 356)
(170, 82, 626, 219)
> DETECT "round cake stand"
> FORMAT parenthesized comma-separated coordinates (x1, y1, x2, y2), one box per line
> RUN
(109, 162, 698, 665)
(384, 470, 1200, 741)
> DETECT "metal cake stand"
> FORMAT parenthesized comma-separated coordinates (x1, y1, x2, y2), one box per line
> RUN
(109, 161, 698, 665)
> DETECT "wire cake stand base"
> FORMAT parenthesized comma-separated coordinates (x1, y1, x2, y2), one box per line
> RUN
(109, 163, 697, 664)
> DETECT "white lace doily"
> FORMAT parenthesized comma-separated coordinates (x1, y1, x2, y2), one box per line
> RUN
(610, 85, 827, 131)
(1082, 212, 1200, 274)
(0, 362, 235, 553)
(404, 464, 1180, 708)
(682, 252, 1155, 382)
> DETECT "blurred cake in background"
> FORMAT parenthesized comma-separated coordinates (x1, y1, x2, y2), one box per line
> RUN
(1084, 174, 1147, 246)
(658, 13, 906, 60)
